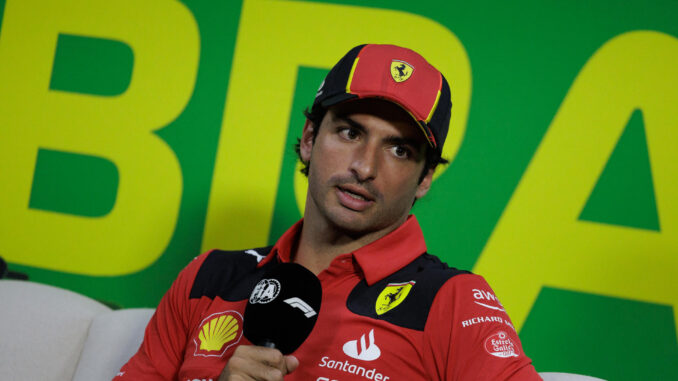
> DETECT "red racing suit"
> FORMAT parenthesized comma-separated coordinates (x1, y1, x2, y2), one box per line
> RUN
(115, 216, 541, 381)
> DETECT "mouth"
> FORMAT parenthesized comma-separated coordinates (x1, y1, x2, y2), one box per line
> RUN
(335, 185, 375, 211)
(337, 185, 374, 202)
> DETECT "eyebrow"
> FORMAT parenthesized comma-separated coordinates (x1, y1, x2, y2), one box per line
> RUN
(336, 115, 367, 133)
(335, 115, 423, 152)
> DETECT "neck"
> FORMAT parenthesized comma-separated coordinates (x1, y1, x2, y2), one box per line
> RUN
(293, 204, 408, 275)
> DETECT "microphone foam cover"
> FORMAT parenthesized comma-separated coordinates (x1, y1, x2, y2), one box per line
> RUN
(244, 262, 322, 354)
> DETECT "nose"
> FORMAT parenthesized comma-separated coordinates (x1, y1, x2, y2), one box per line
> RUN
(349, 141, 378, 182)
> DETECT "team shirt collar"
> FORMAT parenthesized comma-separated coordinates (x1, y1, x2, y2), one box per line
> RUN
(260, 216, 427, 286)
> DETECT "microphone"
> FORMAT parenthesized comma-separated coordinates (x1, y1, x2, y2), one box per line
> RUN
(244, 262, 322, 354)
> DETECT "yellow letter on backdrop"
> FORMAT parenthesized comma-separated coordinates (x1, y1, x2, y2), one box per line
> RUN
(0, 0, 199, 275)
(202, 0, 471, 251)
(474, 31, 678, 334)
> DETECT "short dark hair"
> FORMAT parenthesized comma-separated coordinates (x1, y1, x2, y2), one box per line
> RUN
(294, 106, 449, 183)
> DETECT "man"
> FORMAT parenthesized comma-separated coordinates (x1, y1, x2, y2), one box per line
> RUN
(115, 44, 541, 380)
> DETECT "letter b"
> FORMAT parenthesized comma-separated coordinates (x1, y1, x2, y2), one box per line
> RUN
(0, 0, 199, 275)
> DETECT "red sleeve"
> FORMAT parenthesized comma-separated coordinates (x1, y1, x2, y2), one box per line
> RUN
(422, 273, 542, 381)
(113, 252, 212, 381)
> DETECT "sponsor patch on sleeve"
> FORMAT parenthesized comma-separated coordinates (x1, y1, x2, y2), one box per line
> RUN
(472, 288, 505, 312)
(460, 314, 516, 330)
(484, 331, 520, 358)
(193, 311, 244, 357)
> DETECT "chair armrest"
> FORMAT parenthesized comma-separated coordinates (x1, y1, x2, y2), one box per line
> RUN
(72, 308, 155, 381)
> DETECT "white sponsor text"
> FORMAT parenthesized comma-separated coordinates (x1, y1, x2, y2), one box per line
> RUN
(319, 356, 389, 381)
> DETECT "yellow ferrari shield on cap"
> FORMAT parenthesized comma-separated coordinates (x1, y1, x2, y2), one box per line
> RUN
(390, 60, 414, 82)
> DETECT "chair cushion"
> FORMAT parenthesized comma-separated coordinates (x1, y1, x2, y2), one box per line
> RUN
(72, 308, 155, 381)
(0, 280, 110, 380)
(540, 372, 607, 380)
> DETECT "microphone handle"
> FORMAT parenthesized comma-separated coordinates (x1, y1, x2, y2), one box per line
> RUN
(261, 339, 276, 349)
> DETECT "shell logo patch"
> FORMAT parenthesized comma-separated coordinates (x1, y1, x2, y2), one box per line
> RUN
(375, 281, 415, 315)
(193, 311, 244, 357)
(390, 60, 414, 83)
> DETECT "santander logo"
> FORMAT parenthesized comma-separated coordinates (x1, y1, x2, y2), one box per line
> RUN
(342, 329, 381, 361)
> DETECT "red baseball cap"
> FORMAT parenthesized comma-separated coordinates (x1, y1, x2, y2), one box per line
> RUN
(311, 44, 452, 154)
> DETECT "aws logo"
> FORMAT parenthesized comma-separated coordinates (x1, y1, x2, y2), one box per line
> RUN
(375, 281, 415, 315)
(193, 311, 243, 357)
(472, 288, 505, 312)
(390, 60, 413, 82)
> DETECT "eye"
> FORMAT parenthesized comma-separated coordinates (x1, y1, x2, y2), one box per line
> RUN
(338, 127, 360, 140)
(390, 145, 412, 159)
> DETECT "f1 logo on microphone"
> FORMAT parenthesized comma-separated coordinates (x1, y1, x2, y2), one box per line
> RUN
(284, 297, 317, 318)
(316, 377, 339, 381)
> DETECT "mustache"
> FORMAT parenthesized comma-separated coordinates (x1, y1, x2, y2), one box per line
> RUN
(329, 174, 381, 200)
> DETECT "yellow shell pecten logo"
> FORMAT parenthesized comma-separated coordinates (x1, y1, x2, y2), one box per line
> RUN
(390, 60, 414, 83)
(193, 311, 244, 357)
(375, 281, 415, 315)
(199, 315, 239, 350)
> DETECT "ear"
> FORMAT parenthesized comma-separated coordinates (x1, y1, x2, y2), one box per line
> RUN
(300, 119, 315, 163)
(415, 168, 435, 199)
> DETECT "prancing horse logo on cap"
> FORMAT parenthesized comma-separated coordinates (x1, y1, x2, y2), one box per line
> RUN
(390, 60, 414, 83)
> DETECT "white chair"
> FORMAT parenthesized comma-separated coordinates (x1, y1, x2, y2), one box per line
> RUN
(72, 308, 154, 380)
(0, 280, 153, 381)
(540, 372, 607, 380)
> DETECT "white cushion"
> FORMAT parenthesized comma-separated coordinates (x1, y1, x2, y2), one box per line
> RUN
(72, 308, 154, 381)
(0, 280, 110, 381)
(540, 372, 607, 380)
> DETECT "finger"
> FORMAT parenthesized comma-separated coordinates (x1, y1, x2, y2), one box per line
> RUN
(249, 346, 286, 369)
(223, 354, 283, 381)
(283, 355, 299, 374)
(221, 345, 287, 381)
(235, 345, 284, 366)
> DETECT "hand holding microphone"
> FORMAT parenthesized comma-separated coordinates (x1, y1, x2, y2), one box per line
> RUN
(219, 263, 322, 380)
(218, 345, 299, 381)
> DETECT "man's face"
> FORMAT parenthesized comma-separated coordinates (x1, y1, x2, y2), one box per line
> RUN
(300, 98, 434, 236)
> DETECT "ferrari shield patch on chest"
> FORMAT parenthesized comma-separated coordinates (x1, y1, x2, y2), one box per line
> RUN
(375, 281, 415, 315)
(390, 60, 414, 82)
